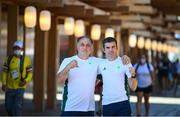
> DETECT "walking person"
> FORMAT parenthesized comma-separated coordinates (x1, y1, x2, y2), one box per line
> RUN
(1, 40, 33, 116)
(98, 37, 137, 116)
(134, 55, 155, 116)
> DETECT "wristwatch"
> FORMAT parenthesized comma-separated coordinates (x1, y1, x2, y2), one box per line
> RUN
(131, 74, 136, 78)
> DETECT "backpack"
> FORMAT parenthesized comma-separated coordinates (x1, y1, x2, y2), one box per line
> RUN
(7, 55, 25, 81)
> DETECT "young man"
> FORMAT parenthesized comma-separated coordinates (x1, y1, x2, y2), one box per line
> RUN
(1, 40, 33, 116)
(98, 37, 137, 116)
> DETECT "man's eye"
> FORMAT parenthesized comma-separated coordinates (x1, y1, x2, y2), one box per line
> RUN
(80, 44, 85, 46)
(86, 44, 90, 47)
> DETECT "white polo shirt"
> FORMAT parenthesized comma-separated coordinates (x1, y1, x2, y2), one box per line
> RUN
(57, 55, 101, 111)
(98, 57, 132, 105)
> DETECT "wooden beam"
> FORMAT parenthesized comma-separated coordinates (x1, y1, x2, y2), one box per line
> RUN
(80, 0, 117, 8)
(160, 34, 174, 40)
(2, 0, 63, 7)
(121, 21, 147, 29)
(110, 15, 151, 23)
(84, 9, 94, 19)
(49, 5, 85, 18)
(151, 0, 180, 15)
(47, 14, 57, 109)
(79, 0, 101, 3)
(110, 19, 121, 25)
(155, 6, 180, 15)
(117, 0, 151, 5)
(50, 7, 96, 20)
(130, 30, 154, 38)
(171, 23, 180, 30)
(90, 15, 110, 24)
(79, 0, 129, 12)
(7, 4, 18, 55)
(151, 0, 176, 7)
(129, 5, 157, 14)
(81, 0, 129, 12)
(64, 0, 108, 15)
(63, 5, 85, 14)
(151, 25, 163, 32)
(151, 17, 164, 25)
(101, 6, 129, 12)
(165, 15, 177, 21)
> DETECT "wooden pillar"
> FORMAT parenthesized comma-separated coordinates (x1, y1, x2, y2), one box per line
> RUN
(7, 4, 18, 55)
(116, 31, 121, 55)
(23, 23, 26, 52)
(0, 1, 1, 31)
(47, 14, 57, 109)
(93, 41, 98, 56)
(68, 35, 76, 56)
(33, 8, 48, 112)
(121, 29, 129, 55)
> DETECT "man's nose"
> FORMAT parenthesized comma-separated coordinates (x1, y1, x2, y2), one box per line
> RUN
(109, 48, 113, 51)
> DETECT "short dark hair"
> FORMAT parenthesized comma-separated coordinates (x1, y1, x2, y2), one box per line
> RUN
(77, 36, 93, 44)
(102, 37, 117, 48)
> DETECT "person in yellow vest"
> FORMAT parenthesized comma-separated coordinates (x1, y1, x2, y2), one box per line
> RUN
(1, 40, 32, 116)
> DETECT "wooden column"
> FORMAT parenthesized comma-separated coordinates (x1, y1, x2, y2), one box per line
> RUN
(23, 23, 26, 52)
(116, 31, 121, 55)
(121, 29, 129, 55)
(68, 35, 76, 56)
(47, 14, 57, 109)
(7, 4, 18, 55)
(93, 40, 98, 56)
(33, 8, 48, 112)
(0, 1, 1, 31)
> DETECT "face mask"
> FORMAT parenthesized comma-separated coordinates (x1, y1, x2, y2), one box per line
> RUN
(141, 58, 146, 64)
(14, 50, 23, 56)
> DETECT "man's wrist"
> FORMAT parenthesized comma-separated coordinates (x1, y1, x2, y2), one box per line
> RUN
(131, 74, 136, 78)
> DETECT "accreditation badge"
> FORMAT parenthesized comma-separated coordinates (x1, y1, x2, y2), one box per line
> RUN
(10, 70, 19, 80)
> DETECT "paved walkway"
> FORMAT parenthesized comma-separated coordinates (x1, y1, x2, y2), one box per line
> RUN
(0, 86, 180, 116)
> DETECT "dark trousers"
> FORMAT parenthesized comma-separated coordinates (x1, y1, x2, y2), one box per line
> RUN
(103, 100, 131, 116)
(5, 88, 25, 116)
(61, 111, 94, 116)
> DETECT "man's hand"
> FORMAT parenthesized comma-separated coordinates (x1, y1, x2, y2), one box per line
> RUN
(67, 60, 78, 70)
(1, 85, 7, 92)
(19, 80, 27, 87)
(122, 55, 131, 65)
(57, 60, 78, 84)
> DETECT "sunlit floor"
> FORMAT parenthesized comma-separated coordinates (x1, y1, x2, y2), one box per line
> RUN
(0, 84, 180, 116)
(0, 92, 180, 116)
(0, 92, 180, 105)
